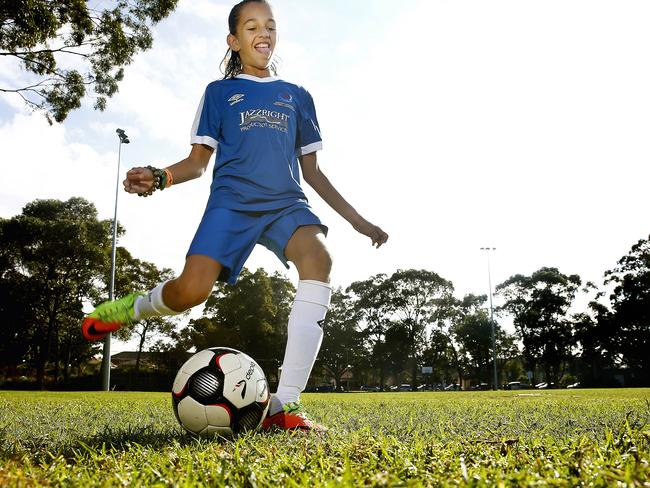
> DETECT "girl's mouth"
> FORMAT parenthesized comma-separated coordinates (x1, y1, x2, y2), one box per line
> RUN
(255, 42, 271, 55)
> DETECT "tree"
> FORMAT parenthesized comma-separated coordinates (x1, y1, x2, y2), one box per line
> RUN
(451, 294, 494, 385)
(347, 274, 391, 389)
(317, 288, 364, 389)
(420, 328, 456, 386)
(0, 262, 34, 377)
(571, 307, 616, 386)
(349, 270, 456, 389)
(0, 0, 179, 122)
(0, 198, 111, 387)
(496, 267, 581, 384)
(109, 247, 177, 375)
(388, 269, 456, 389)
(603, 235, 650, 384)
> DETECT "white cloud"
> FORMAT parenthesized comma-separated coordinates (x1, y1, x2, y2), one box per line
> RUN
(176, 0, 230, 24)
(0, 113, 117, 217)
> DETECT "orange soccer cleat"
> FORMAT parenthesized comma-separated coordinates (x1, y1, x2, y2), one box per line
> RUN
(261, 401, 328, 432)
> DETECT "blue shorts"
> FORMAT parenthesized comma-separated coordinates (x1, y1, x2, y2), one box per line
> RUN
(187, 202, 327, 284)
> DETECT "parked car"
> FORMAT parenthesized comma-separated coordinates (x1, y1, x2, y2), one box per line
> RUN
(566, 382, 581, 389)
(505, 381, 533, 390)
(360, 385, 381, 392)
(398, 384, 411, 391)
(304, 385, 341, 392)
(417, 384, 434, 391)
(444, 383, 461, 391)
(535, 382, 556, 389)
(470, 383, 489, 391)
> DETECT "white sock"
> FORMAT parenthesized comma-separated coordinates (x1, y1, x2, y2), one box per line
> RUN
(272, 280, 331, 415)
(133, 281, 180, 320)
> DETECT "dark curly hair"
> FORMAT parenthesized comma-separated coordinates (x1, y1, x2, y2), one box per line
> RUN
(220, 0, 278, 79)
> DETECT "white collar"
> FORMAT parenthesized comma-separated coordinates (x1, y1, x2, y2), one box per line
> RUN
(235, 74, 281, 83)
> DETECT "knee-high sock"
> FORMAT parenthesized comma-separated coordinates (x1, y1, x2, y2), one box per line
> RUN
(272, 280, 332, 414)
(133, 281, 181, 320)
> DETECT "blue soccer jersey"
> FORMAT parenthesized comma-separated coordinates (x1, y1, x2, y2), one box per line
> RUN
(190, 74, 323, 211)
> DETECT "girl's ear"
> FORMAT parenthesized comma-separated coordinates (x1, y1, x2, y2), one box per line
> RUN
(227, 33, 240, 52)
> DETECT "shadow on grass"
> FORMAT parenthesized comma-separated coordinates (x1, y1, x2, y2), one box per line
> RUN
(0, 423, 233, 463)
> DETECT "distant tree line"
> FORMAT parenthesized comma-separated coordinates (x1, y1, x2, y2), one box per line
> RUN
(1, 198, 648, 389)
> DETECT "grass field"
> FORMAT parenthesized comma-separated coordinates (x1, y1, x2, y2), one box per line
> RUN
(0, 389, 649, 487)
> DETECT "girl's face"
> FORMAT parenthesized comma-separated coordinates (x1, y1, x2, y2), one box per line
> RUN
(228, 2, 277, 77)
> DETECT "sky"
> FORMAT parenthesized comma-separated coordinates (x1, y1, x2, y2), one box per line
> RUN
(1, 0, 649, 350)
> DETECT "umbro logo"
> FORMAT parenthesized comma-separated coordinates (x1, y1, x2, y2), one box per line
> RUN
(228, 93, 245, 106)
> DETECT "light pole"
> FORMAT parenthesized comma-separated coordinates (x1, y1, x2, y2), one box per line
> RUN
(480, 247, 498, 390)
(101, 128, 130, 391)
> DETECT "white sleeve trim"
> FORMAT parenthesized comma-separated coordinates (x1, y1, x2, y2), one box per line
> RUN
(300, 141, 322, 155)
(190, 135, 218, 149)
(189, 91, 218, 149)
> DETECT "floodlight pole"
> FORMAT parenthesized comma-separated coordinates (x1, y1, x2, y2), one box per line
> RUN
(480, 247, 498, 390)
(101, 129, 130, 391)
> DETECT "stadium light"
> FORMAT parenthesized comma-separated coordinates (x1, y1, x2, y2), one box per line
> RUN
(480, 247, 498, 390)
(101, 129, 130, 391)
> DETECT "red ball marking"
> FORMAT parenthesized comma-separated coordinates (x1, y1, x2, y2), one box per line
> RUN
(172, 382, 188, 398)
(214, 354, 226, 369)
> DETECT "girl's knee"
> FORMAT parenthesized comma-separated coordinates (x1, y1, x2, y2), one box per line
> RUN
(299, 245, 333, 281)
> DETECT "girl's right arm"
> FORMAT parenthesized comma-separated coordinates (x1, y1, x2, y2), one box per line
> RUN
(123, 143, 214, 194)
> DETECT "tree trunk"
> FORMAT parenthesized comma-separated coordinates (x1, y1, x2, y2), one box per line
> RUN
(52, 320, 60, 385)
(411, 359, 418, 391)
(378, 338, 385, 390)
(135, 324, 148, 375)
(36, 314, 56, 390)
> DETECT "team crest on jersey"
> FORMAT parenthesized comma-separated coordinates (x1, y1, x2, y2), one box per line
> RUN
(278, 92, 293, 103)
(274, 91, 295, 111)
(228, 93, 245, 106)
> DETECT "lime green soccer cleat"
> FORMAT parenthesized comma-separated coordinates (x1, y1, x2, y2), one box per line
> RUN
(82, 292, 145, 341)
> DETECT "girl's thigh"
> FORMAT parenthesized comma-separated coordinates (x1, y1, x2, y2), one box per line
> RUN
(166, 255, 224, 306)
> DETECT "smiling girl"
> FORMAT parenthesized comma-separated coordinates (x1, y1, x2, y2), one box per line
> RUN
(83, 0, 388, 432)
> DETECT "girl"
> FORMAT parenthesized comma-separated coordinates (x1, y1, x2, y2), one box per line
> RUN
(82, 0, 388, 432)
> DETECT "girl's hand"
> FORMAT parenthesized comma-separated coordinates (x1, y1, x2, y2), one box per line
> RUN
(123, 167, 154, 194)
(353, 217, 389, 248)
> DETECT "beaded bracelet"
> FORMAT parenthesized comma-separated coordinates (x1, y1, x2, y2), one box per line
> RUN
(137, 165, 171, 197)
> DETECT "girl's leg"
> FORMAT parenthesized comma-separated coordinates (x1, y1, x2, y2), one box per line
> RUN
(271, 225, 332, 412)
(163, 255, 223, 311)
(83, 254, 223, 340)
(135, 254, 222, 319)
(284, 225, 332, 282)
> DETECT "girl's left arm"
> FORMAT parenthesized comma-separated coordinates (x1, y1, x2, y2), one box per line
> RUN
(300, 152, 388, 248)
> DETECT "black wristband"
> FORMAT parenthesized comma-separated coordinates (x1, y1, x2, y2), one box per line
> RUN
(137, 165, 164, 197)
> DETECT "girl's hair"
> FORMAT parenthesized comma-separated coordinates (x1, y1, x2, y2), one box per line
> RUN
(220, 0, 277, 79)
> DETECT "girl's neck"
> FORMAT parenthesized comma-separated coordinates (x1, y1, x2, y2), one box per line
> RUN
(241, 65, 272, 78)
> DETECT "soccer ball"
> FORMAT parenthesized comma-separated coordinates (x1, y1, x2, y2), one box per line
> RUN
(171, 347, 270, 437)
